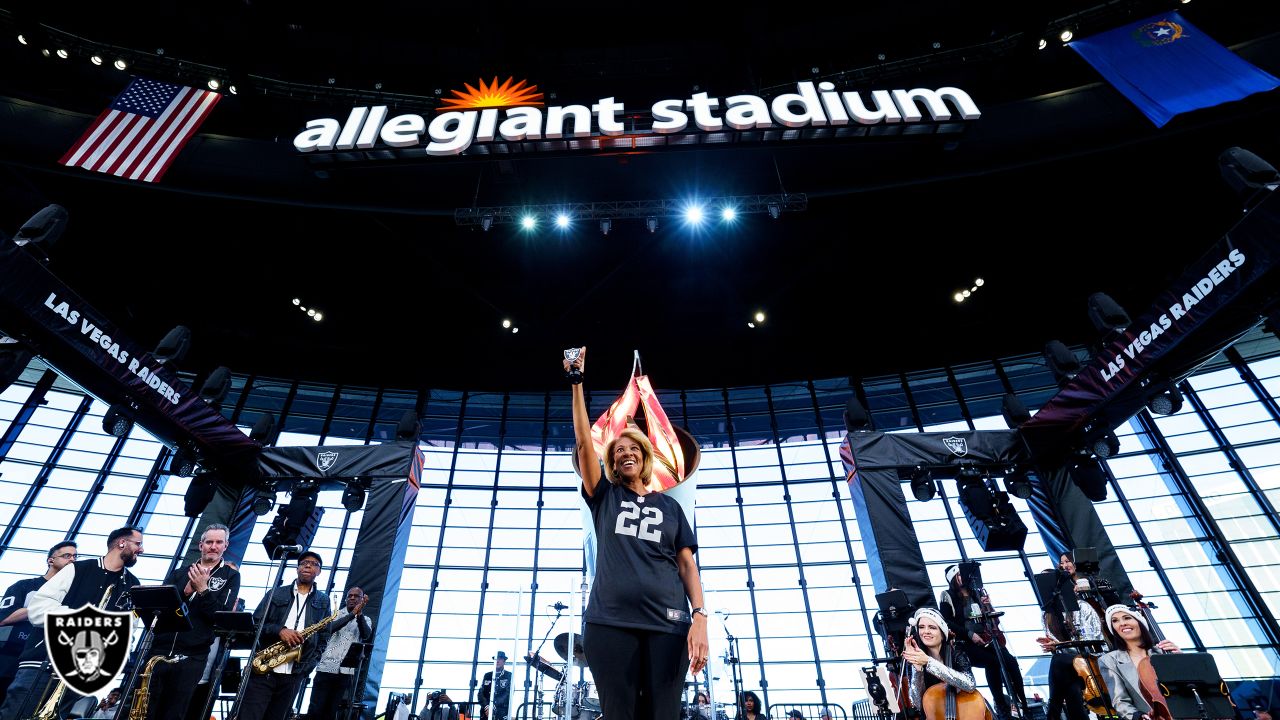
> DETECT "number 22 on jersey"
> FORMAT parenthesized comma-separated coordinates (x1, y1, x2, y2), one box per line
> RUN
(615, 501, 664, 542)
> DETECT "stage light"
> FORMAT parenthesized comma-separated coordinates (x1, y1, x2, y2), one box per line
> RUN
(292, 298, 301, 305)
(555, 213, 570, 229)
(152, 326, 192, 366)
(1044, 341, 1082, 384)
(480, 214, 493, 232)
(17, 34, 26, 45)
(40, 49, 50, 58)
(13, 204, 69, 251)
(721, 207, 737, 221)
(90, 55, 102, 65)
(103, 404, 133, 438)
(1004, 469, 1034, 500)
(974, 278, 984, 287)
(520, 215, 536, 230)
(646, 217, 658, 233)
(198, 366, 232, 406)
(114, 58, 127, 70)
(1059, 29, 1074, 43)
(767, 203, 781, 219)
(961, 289, 971, 298)
(1091, 431, 1120, 459)
(342, 483, 367, 512)
(250, 412, 278, 446)
(307, 308, 316, 317)
(1002, 393, 1030, 429)
(1038, 39, 1047, 50)
(252, 485, 276, 516)
(747, 322, 755, 328)
(502, 319, 511, 329)
(396, 410, 420, 441)
(169, 444, 197, 477)
(511, 327, 519, 334)
(228, 85, 237, 95)
(207, 79, 220, 91)
(1148, 387, 1184, 415)
(843, 396, 870, 430)
(1218, 147, 1279, 211)
(55, 48, 68, 59)
(910, 466, 937, 502)
(754, 311, 766, 323)
(1088, 293, 1130, 334)
(599, 219, 612, 235)
(685, 205, 704, 224)
(312, 313, 322, 322)
(956, 464, 995, 516)
(954, 292, 965, 303)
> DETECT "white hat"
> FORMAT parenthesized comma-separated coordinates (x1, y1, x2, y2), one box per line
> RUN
(1104, 604, 1147, 633)
(911, 607, 951, 637)
(944, 565, 959, 584)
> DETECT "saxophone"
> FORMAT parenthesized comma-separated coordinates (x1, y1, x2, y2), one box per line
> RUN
(128, 654, 184, 720)
(251, 605, 340, 674)
(32, 584, 116, 720)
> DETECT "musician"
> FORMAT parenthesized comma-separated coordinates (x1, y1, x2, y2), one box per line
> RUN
(476, 651, 511, 720)
(308, 587, 371, 720)
(239, 551, 333, 720)
(686, 691, 711, 720)
(737, 691, 764, 720)
(902, 608, 981, 714)
(1036, 554, 1105, 720)
(142, 524, 240, 720)
(0, 542, 77, 706)
(88, 687, 122, 719)
(0, 527, 142, 720)
(1099, 605, 1180, 720)
(939, 566, 1026, 720)
(564, 348, 709, 720)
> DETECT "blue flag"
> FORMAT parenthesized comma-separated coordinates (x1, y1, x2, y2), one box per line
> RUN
(1070, 12, 1278, 127)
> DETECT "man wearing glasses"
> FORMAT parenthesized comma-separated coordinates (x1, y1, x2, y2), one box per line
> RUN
(240, 551, 334, 720)
(0, 527, 143, 720)
(0, 542, 77, 707)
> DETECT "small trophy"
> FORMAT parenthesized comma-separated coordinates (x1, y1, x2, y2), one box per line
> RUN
(564, 347, 583, 384)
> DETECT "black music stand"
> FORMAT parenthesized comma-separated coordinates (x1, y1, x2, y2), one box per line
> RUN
(340, 641, 373, 720)
(197, 611, 256, 720)
(1150, 653, 1234, 720)
(113, 585, 191, 720)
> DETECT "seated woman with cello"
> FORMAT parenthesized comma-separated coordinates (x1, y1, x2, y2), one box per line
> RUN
(902, 608, 992, 720)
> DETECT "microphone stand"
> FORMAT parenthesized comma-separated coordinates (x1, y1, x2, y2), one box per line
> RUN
(972, 588, 1025, 720)
(229, 546, 296, 719)
(717, 613, 742, 714)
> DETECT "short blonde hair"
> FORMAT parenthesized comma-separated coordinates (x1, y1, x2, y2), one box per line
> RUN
(603, 428, 654, 486)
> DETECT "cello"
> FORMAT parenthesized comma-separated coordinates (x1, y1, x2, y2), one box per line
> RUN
(905, 627, 993, 720)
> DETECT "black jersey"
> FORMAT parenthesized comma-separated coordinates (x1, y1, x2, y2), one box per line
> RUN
(583, 479, 698, 634)
(0, 576, 45, 678)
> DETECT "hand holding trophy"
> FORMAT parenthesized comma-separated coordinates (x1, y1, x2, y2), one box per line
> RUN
(563, 346, 586, 384)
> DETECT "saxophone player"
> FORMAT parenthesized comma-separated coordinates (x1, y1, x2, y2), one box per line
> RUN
(139, 525, 240, 720)
(0, 527, 142, 720)
(240, 552, 333, 720)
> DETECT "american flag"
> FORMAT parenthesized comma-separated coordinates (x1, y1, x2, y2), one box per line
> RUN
(59, 77, 221, 183)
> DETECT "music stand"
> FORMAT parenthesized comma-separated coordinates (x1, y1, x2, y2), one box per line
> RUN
(340, 641, 373, 720)
(194, 611, 256, 720)
(1033, 571, 1080, 614)
(1150, 653, 1234, 720)
(113, 585, 191, 720)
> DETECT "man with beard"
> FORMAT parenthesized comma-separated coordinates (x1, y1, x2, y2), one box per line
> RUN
(0, 542, 78, 706)
(0, 527, 143, 720)
(141, 524, 240, 720)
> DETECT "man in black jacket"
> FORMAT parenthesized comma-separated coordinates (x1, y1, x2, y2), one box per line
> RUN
(141, 524, 240, 720)
(0, 527, 142, 720)
(0, 541, 77, 707)
(239, 551, 333, 720)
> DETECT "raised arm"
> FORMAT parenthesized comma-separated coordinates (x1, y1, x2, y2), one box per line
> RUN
(565, 347, 601, 495)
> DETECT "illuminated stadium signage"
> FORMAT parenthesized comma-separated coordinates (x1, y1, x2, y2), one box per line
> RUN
(293, 77, 981, 157)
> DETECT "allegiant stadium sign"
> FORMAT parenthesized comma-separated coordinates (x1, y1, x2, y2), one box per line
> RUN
(293, 79, 980, 157)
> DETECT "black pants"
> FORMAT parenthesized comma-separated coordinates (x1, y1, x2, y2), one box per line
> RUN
(143, 652, 208, 720)
(1045, 653, 1091, 720)
(237, 672, 304, 720)
(583, 622, 688, 720)
(0, 666, 85, 720)
(308, 672, 358, 720)
(962, 641, 1026, 716)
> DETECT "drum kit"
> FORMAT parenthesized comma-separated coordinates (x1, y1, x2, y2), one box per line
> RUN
(527, 633, 601, 720)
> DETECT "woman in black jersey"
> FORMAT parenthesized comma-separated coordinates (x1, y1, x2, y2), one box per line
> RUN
(564, 347, 709, 720)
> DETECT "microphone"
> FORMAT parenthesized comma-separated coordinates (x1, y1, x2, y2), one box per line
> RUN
(551, 602, 568, 611)
(275, 544, 304, 557)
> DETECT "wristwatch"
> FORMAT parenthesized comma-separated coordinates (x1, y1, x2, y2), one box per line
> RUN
(691, 607, 709, 618)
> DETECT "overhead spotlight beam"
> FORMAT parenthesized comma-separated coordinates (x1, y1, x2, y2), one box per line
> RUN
(453, 194, 808, 228)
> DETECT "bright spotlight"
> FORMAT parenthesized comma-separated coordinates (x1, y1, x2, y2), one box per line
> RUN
(502, 319, 511, 329)
(511, 327, 519, 334)
(228, 85, 237, 95)
(17, 34, 27, 45)
(975, 278, 984, 287)
(721, 207, 737, 221)
(207, 79, 220, 91)
(555, 213, 570, 228)
(55, 48, 68, 59)
(90, 55, 103, 65)
(313, 313, 323, 322)
(1038, 38, 1047, 50)
(1059, 29, 1074, 43)
(962, 289, 971, 298)
(520, 215, 536, 230)
(113, 58, 127, 70)
(685, 205, 704, 224)
(292, 298, 301, 306)
(754, 311, 766, 323)
(307, 309, 316, 317)
(747, 322, 756, 329)
(954, 292, 965, 303)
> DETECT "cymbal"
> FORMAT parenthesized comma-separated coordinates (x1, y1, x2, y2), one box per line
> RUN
(553, 632, 588, 664)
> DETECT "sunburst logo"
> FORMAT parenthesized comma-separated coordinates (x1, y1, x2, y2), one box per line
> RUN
(438, 77, 544, 111)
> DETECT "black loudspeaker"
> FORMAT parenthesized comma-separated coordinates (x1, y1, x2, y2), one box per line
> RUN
(957, 489, 1028, 551)
(1069, 459, 1109, 502)
(262, 500, 325, 559)
(1087, 293, 1130, 334)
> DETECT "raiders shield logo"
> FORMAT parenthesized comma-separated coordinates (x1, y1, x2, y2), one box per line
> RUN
(317, 451, 339, 472)
(943, 436, 968, 457)
(208, 576, 226, 592)
(45, 604, 131, 696)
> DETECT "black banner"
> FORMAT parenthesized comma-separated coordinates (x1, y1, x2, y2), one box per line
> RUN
(257, 443, 419, 482)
